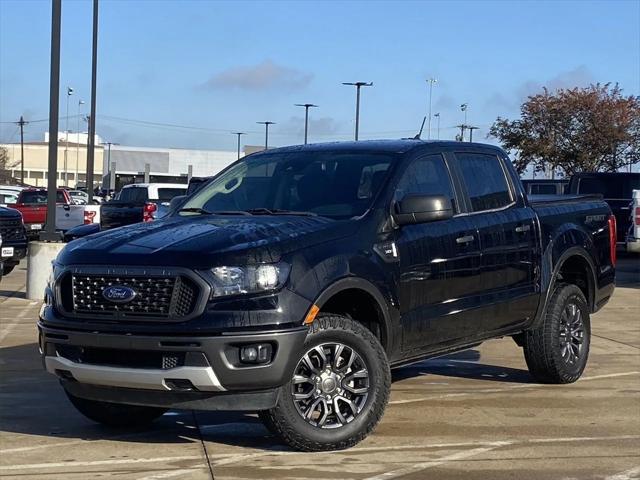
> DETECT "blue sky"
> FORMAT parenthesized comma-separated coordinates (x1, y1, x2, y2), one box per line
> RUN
(1, 0, 639, 151)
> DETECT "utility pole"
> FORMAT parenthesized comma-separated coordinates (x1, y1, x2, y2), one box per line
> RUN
(433, 112, 440, 140)
(294, 103, 318, 144)
(232, 132, 245, 159)
(86, 0, 99, 204)
(257, 121, 275, 150)
(343, 82, 373, 141)
(16, 116, 28, 185)
(426, 78, 437, 139)
(64, 86, 73, 186)
(467, 126, 479, 142)
(41, 0, 62, 242)
(75, 99, 84, 187)
(84, 115, 91, 189)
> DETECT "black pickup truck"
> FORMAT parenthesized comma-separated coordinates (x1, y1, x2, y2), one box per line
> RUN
(0, 206, 28, 275)
(40, 140, 616, 451)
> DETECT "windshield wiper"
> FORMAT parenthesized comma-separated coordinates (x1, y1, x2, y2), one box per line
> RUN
(179, 208, 253, 216)
(245, 208, 317, 217)
(178, 207, 213, 215)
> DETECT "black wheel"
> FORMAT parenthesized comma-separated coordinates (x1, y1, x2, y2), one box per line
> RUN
(523, 283, 591, 384)
(65, 392, 166, 427)
(262, 314, 391, 451)
(2, 265, 15, 276)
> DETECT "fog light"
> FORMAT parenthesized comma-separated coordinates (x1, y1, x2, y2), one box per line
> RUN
(240, 344, 272, 364)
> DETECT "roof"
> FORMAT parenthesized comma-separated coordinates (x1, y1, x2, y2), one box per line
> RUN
(122, 183, 187, 189)
(252, 139, 502, 156)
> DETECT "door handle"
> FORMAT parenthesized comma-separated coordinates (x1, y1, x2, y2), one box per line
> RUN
(456, 235, 475, 244)
(515, 224, 531, 233)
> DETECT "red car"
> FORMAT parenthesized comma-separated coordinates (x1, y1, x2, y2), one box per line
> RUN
(8, 189, 73, 238)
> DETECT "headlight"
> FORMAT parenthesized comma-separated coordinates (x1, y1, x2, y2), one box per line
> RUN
(209, 263, 290, 298)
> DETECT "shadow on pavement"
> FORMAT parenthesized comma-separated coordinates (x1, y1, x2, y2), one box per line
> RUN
(0, 341, 534, 452)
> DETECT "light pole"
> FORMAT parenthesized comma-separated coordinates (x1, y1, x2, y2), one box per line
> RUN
(434, 112, 441, 140)
(75, 99, 85, 187)
(460, 103, 468, 141)
(294, 103, 318, 144)
(257, 121, 275, 150)
(426, 78, 437, 139)
(64, 86, 73, 186)
(343, 82, 373, 141)
(232, 132, 245, 159)
(101, 142, 119, 189)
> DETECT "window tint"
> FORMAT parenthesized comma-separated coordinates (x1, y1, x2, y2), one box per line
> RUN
(394, 154, 457, 213)
(457, 153, 512, 211)
(577, 176, 640, 199)
(156, 188, 187, 202)
(20, 191, 66, 204)
(530, 183, 559, 195)
(118, 187, 148, 203)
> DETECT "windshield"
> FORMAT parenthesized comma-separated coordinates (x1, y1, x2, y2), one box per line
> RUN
(181, 151, 394, 219)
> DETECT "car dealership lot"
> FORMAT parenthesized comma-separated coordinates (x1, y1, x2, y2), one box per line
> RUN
(1, 258, 638, 480)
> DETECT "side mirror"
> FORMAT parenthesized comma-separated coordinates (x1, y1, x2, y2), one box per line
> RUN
(393, 194, 453, 226)
(168, 195, 187, 214)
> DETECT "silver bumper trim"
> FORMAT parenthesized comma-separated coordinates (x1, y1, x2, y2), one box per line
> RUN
(45, 356, 226, 392)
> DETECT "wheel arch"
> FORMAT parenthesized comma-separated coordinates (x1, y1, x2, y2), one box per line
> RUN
(312, 277, 393, 353)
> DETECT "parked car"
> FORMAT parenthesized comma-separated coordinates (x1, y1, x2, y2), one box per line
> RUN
(0, 191, 18, 206)
(41, 140, 616, 452)
(7, 188, 93, 239)
(626, 189, 640, 253)
(99, 183, 188, 229)
(567, 172, 640, 246)
(521, 179, 568, 195)
(0, 207, 28, 275)
(68, 190, 89, 205)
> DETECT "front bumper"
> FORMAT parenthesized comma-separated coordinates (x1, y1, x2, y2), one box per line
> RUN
(39, 323, 308, 410)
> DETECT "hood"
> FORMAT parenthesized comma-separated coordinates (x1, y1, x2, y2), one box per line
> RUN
(58, 214, 357, 267)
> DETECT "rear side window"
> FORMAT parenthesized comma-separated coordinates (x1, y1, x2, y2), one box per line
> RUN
(19, 191, 66, 204)
(394, 154, 457, 213)
(457, 153, 512, 211)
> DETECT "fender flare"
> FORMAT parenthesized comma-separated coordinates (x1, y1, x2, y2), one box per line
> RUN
(313, 276, 394, 350)
(531, 246, 597, 329)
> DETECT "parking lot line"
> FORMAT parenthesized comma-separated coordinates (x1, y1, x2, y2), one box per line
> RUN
(0, 306, 33, 344)
(606, 466, 640, 480)
(389, 370, 640, 405)
(362, 444, 510, 480)
(0, 455, 203, 472)
(136, 467, 201, 480)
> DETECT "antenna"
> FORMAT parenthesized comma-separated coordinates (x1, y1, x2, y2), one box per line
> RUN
(413, 116, 427, 140)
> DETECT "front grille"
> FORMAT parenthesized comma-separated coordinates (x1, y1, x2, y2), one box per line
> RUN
(67, 273, 200, 320)
(0, 218, 25, 241)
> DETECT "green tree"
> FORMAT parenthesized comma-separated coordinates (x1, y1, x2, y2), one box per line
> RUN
(489, 83, 640, 176)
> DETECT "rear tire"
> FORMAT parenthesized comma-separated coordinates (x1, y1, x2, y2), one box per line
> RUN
(523, 283, 591, 384)
(2, 265, 15, 275)
(65, 392, 166, 427)
(262, 314, 391, 451)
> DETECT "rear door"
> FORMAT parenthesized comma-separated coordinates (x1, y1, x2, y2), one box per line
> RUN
(453, 151, 538, 334)
(393, 153, 483, 351)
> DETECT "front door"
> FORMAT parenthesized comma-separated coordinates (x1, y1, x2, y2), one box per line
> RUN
(393, 153, 483, 352)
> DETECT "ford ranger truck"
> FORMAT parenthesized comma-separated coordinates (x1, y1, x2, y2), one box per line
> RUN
(40, 140, 616, 451)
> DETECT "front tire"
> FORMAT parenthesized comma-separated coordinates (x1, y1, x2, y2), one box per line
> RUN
(65, 392, 166, 427)
(523, 283, 591, 384)
(262, 315, 390, 451)
(2, 265, 15, 275)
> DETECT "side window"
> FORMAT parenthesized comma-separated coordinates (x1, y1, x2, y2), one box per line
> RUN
(457, 153, 512, 211)
(395, 154, 457, 213)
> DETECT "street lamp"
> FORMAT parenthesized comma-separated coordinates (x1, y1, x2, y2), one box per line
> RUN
(257, 121, 275, 150)
(75, 99, 85, 187)
(434, 112, 441, 140)
(64, 86, 73, 186)
(426, 78, 437, 139)
(342, 82, 373, 141)
(232, 132, 245, 160)
(294, 103, 318, 144)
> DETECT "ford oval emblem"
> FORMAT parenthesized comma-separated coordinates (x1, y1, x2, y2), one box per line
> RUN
(102, 285, 137, 303)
